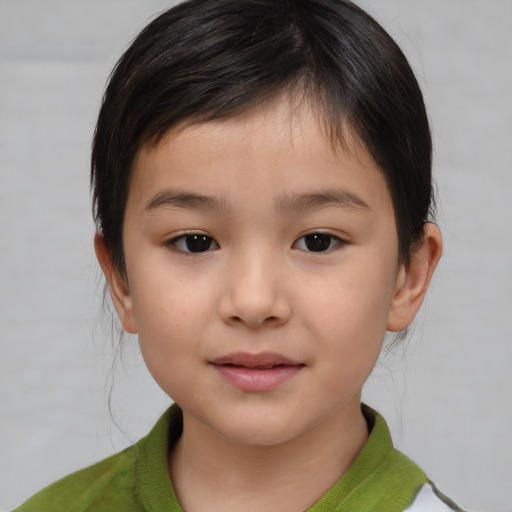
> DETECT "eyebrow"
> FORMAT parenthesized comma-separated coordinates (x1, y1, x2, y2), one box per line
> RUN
(145, 191, 228, 212)
(276, 189, 370, 214)
(144, 188, 369, 214)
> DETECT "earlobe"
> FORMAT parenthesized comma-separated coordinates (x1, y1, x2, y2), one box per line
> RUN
(94, 231, 138, 334)
(386, 223, 443, 332)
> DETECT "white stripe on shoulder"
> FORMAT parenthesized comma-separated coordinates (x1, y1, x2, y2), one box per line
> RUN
(404, 483, 458, 512)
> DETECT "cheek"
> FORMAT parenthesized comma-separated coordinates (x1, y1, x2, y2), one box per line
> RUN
(298, 261, 396, 364)
(129, 280, 212, 390)
(303, 272, 393, 334)
(131, 263, 213, 331)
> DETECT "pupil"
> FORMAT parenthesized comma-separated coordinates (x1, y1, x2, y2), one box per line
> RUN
(185, 235, 212, 253)
(305, 234, 331, 252)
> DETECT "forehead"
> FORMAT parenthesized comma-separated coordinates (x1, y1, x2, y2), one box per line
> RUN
(128, 99, 393, 216)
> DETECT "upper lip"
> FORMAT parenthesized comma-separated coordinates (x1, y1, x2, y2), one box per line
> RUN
(210, 352, 303, 368)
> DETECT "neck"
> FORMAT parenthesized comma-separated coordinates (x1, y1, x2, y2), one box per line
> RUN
(169, 400, 369, 512)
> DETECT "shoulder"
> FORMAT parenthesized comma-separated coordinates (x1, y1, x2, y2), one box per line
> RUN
(13, 405, 182, 512)
(339, 405, 465, 512)
(405, 483, 466, 512)
(13, 406, 180, 512)
(12, 445, 138, 512)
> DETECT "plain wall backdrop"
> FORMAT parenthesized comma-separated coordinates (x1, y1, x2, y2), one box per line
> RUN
(1, 1, 511, 511)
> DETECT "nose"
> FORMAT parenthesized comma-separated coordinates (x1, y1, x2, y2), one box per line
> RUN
(218, 249, 291, 329)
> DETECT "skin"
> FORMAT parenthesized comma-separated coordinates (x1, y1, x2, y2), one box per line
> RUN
(96, 98, 442, 512)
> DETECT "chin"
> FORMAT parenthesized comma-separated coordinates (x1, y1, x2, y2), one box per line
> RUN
(220, 424, 301, 447)
(208, 408, 315, 448)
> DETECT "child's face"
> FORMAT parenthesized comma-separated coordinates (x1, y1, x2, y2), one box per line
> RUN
(110, 99, 408, 446)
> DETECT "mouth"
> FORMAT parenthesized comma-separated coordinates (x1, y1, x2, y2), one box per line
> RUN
(222, 363, 287, 370)
(210, 352, 304, 392)
(210, 352, 302, 368)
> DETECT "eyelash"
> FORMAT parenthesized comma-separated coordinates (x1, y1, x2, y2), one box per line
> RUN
(166, 233, 219, 254)
(293, 232, 345, 253)
(166, 232, 345, 254)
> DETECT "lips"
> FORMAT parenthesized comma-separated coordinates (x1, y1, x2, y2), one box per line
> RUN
(210, 352, 304, 392)
(211, 352, 300, 367)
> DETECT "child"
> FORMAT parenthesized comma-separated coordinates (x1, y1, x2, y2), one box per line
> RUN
(14, 0, 463, 510)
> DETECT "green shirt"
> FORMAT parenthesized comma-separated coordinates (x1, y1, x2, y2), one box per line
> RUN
(14, 405, 439, 512)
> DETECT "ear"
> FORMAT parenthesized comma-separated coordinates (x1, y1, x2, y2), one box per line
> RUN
(94, 231, 137, 334)
(386, 223, 443, 332)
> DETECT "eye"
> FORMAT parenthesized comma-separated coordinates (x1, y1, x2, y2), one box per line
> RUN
(168, 233, 219, 253)
(293, 232, 344, 253)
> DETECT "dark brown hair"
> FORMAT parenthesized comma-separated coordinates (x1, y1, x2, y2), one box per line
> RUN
(92, 0, 434, 273)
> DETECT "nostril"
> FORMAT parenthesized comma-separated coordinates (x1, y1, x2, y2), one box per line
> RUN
(229, 314, 281, 329)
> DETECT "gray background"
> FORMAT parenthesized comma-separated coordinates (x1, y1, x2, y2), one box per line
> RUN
(1, 1, 511, 511)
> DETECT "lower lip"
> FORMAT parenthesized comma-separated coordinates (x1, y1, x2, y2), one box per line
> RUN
(212, 364, 303, 392)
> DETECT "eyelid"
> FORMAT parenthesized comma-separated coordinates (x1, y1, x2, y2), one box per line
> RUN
(165, 231, 219, 254)
(292, 230, 347, 252)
